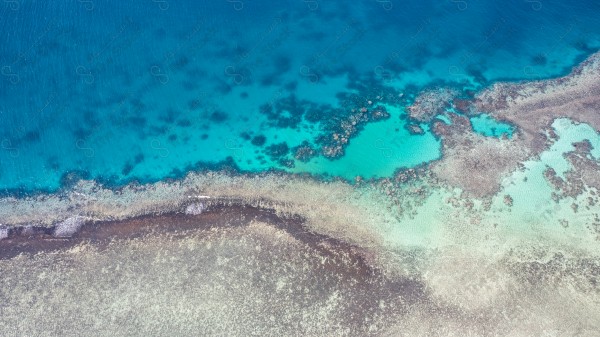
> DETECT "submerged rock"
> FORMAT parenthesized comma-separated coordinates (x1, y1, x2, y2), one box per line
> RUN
(503, 195, 514, 207)
(185, 202, 206, 215)
(0, 225, 8, 241)
(406, 123, 425, 135)
(53, 216, 86, 237)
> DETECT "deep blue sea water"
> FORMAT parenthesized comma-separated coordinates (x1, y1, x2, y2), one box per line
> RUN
(1, 0, 599, 193)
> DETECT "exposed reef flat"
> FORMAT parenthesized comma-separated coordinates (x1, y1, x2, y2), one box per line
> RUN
(472, 53, 600, 145)
(423, 52, 600, 198)
(430, 113, 529, 198)
(544, 139, 600, 202)
(1, 206, 410, 336)
(1, 168, 599, 336)
(407, 87, 459, 123)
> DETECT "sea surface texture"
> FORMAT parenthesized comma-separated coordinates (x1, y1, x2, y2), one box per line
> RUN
(1, 0, 599, 191)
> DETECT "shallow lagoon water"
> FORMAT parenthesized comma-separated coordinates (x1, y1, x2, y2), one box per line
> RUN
(470, 113, 514, 138)
(291, 105, 440, 179)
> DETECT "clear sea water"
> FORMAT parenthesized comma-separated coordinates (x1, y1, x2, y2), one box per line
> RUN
(1, 0, 599, 193)
(470, 113, 514, 138)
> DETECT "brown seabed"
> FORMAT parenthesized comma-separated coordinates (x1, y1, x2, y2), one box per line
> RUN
(1, 204, 361, 265)
(0, 203, 437, 336)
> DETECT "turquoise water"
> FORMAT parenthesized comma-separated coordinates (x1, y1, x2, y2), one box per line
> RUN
(291, 105, 440, 179)
(470, 113, 514, 138)
(1, 1, 600, 193)
(490, 119, 600, 231)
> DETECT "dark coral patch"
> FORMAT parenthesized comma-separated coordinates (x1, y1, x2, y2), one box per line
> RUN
(292, 141, 317, 162)
(209, 110, 228, 123)
(532, 54, 547, 66)
(128, 116, 147, 127)
(177, 119, 192, 127)
(259, 95, 306, 128)
(188, 99, 202, 111)
(240, 132, 251, 141)
(265, 142, 289, 161)
(278, 158, 295, 168)
(134, 153, 145, 164)
(160, 109, 178, 123)
(122, 162, 134, 176)
(251, 135, 267, 146)
(22, 130, 41, 142)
